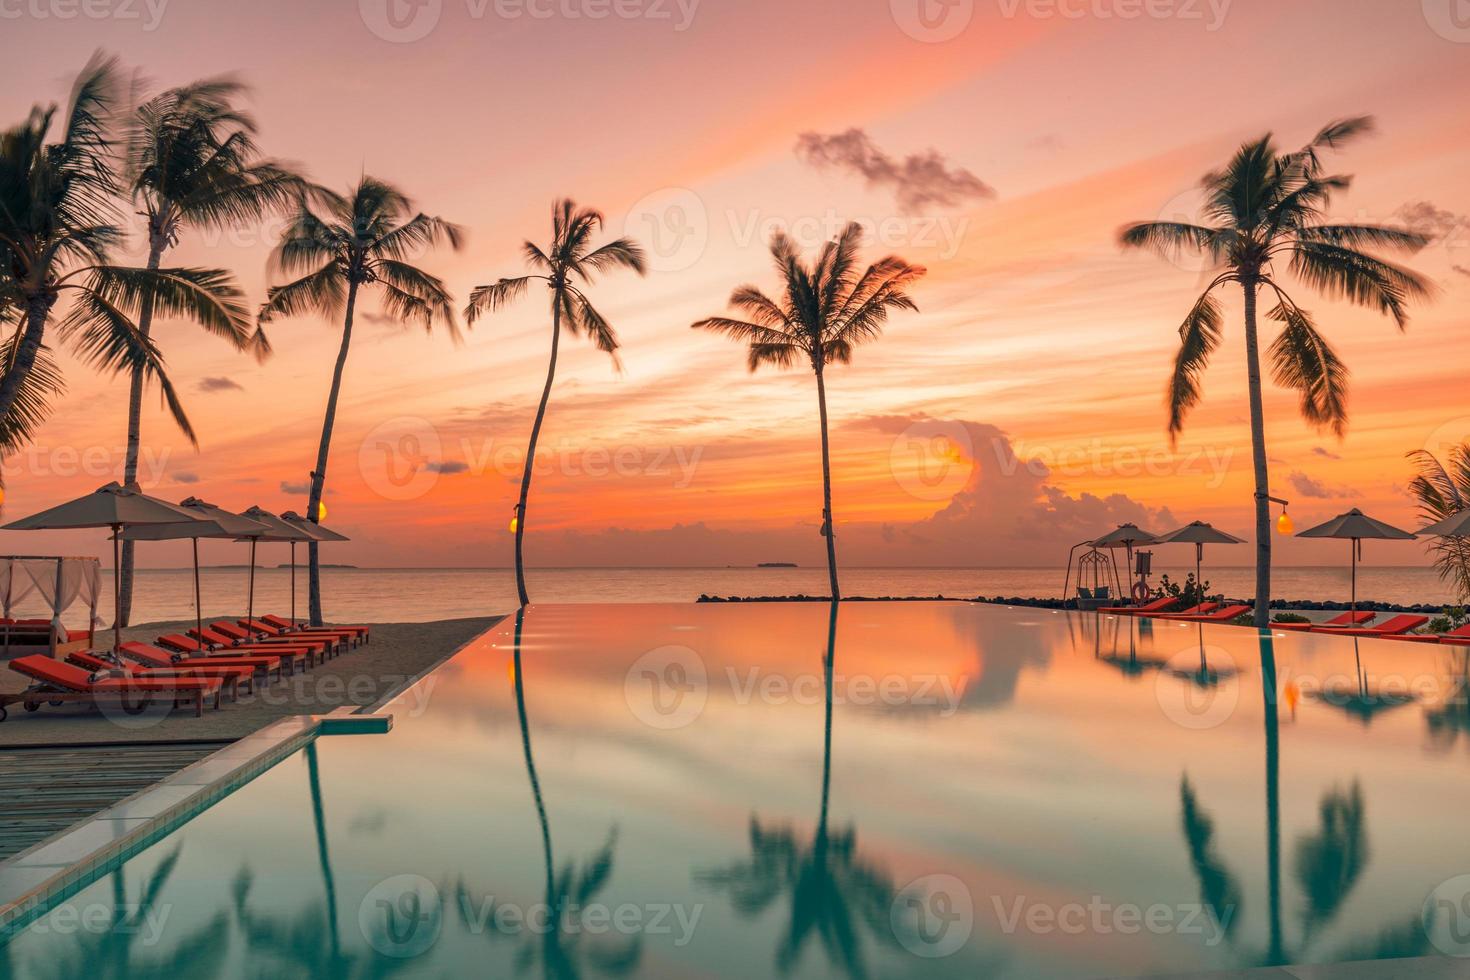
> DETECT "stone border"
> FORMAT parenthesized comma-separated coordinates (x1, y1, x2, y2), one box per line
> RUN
(0, 705, 391, 937)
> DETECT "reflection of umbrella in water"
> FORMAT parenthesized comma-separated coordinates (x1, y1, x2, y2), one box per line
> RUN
(2, 483, 203, 654)
(1296, 509, 1416, 615)
(120, 498, 270, 646)
(1166, 622, 1241, 688)
(1304, 637, 1418, 727)
(1097, 615, 1170, 677)
(1158, 521, 1245, 599)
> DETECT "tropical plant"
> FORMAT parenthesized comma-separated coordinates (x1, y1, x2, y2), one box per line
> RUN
(0, 54, 249, 470)
(259, 176, 462, 624)
(114, 76, 296, 624)
(464, 200, 645, 607)
(1119, 117, 1432, 628)
(692, 224, 924, 600)
(1407, 441, 1470, 602)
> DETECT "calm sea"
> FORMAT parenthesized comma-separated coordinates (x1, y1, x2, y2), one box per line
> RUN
(14, 565, 1456, 626)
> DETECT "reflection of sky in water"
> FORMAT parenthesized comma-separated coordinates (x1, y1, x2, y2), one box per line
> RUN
(4, 603, 1466, 977)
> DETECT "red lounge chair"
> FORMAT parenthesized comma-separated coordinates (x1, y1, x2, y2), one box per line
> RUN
(194, 625, 331, 665)
(1274, 610, 1377, 632)
(210, 621, 341, 659)
(2, 654, 221, 721)
(1170, 604, 1253, 623)
(156, 634, 304, 676)
(121, 641, 286, 683)
(262, 614, 369, 643)
(1145, 602, 1221, 620)
(68, 651, 251, 700)
(1385, 623, 1470, 645)
(1313, 614, 1429, 637)
(1100, 597, 1177, 616)
(238, 618, 355, 651)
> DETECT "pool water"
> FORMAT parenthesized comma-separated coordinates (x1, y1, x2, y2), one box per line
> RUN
(3, 602, 1468, 978)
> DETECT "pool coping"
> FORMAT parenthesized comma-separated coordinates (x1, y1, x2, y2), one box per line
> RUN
(0, 705, 391, 937)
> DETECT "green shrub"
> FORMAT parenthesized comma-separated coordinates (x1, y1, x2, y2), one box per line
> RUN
(1272, 612, 1311, 624)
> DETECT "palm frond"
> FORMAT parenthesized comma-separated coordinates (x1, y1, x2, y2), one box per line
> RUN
(257, 265, 346, 324)
(77, 265, 255, 353)
(1166, 290, 1223, 438)
(1118, 221, 1219, 259)
(576, 238, 646, 280)
(1265, 299, 1349, 436)
(1407, 444, 1470, 601)
(464, 276, 536, 325)
(1294, 224, 1429, 253)
(1289, 240, 1433, 328)
(0, 327, 64, 454)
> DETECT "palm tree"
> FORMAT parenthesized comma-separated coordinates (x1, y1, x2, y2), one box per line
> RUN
(115, 76, 297, 625)
(259, 177, 462, 625)
(1120, 117, 1432, 628)
(464, 200, 645, 607)
(0, 54, 248, 469)
(1407, 441, 1470, 602)
(692, 225, 924, 600)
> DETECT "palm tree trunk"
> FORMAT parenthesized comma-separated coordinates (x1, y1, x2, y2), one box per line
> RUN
(117, 235, 166, 628)
(1242, 279, 1271, 629)
(1258, 633, 1284, 965)
(814, 366, 841, 601)
(307, 279, 358, 626)
(511, 609, 556, 915)
(816, 599, 838, 850)
(0, 293, 55, 424)
(514, 297, 561, 607)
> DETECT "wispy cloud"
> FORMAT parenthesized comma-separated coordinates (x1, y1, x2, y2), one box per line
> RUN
(1311, 447, 1342, 460)
(1394, 201, 1465, 243)
(427, 460, 469, 475)
(280, 480, 310, 495)
(795, 129, 995, 213)
(1289, 471, 1358, 500)
(173, 471, 201, 484)
(197, 376, 243, 392)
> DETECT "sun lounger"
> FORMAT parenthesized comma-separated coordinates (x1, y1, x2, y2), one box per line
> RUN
(262, 614, 369, 644)
(1274, 610, 1377, 632)
(1144, 602, 1221, 620)
(156, 634, 304, 676)
(1099, 597, 1178, 615)
(210, 621, 342, 659)
(1312, 614, 1429, 637)
(240, 618, 357, 650)
(2, 654, 222, 721)
(195, 624, 332, 664)
(121, 641, 286, 683)
(68, 651, 251, 700)
(1384, 623, 1470, 644)
(1168, 604, 1252, 623)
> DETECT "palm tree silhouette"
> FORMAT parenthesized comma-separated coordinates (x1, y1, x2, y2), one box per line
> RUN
(114, 76, 296, 624)
(0, 54, 250, 468)
(1120, 118, 1432, 628)
(259, 177, 462, 624)
(1407, 440, 1470, 602)
(692, 227, 923, 601)
(463, 201, 645, 607)
(695, 602, 904, 977)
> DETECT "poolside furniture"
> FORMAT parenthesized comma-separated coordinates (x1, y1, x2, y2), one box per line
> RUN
(1273, 610, 1377, 632)
(262, 614, 370, 643)
(2, 654, 222, 721)
(1310, 614, 1429, 637)
(1383, 623, 1470, 645)
(213, 620, 347, 657)
(1099, 597, 1177, 615)
(120, 641, 287, 683)
(1166, 604, 1252, 623)
(238, 618, 353, 651)
(197, 623, 337, 662)
(1143, 602, 1220, 619)
(156, 633, 305, 676)
(67, 651, 251, 700)
(0, 556, 101, 659)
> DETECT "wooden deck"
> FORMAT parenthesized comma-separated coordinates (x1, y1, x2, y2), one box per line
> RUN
(0, 743, 223, 861)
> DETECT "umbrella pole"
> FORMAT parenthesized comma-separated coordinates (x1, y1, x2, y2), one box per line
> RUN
(1196, 543, 1203, 605)
(248, 538, 256, 623)
(1351, 539, 1358, 616)
(193, 538, 202, 644)
(290, 541, 297, 624)
(112, 525, 121, 656)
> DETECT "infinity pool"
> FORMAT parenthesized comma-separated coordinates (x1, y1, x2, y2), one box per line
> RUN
(3, 602, 1468, 977)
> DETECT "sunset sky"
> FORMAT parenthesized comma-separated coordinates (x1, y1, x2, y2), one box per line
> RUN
(2, 0, 1467, 568)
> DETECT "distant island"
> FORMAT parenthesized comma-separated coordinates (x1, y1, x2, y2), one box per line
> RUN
(757, 562, 798, 568)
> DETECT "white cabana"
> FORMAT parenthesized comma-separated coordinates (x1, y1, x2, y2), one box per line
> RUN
(0, 556, 102, 657)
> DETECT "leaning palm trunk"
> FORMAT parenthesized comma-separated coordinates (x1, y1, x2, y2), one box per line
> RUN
(514, 302, 562, 607)
(1241, 280, 1272, 629)
(307, 281, 359, 626)
(117, 236, 167, 626)
(814, 367, 840, 601)
(0, 298, 56, 422)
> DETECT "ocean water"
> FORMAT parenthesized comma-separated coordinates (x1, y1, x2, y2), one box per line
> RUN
(11, 565, 1456, 627)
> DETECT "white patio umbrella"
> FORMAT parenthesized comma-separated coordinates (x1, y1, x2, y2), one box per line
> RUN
(279, 511, 349, 624)
(120, 499, 271, 644)
(1296, 509, 1416, 614)
(1092, 524, 1160, 601)
(1158, 521, 1246, 599)
(236, 507, 315, 624)
(2, 482, 205, 654)
(1419, 508, 1470, 538)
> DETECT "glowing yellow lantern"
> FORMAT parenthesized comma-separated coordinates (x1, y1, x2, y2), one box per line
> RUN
(1277, 511, 1293, 535)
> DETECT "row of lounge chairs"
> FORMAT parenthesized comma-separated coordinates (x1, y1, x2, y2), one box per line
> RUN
(0, 615, 371, 722)
(1102, 600, 1469, 644)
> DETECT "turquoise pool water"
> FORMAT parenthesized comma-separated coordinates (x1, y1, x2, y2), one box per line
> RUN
(3, 602, 1468, 978)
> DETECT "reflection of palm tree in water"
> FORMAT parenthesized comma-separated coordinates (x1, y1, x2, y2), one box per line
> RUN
(1178, 633, 1428, 968)
(696, 602, 904, 977)
(1424, 648, 1470, 749)
(453, 607, 640, 979)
